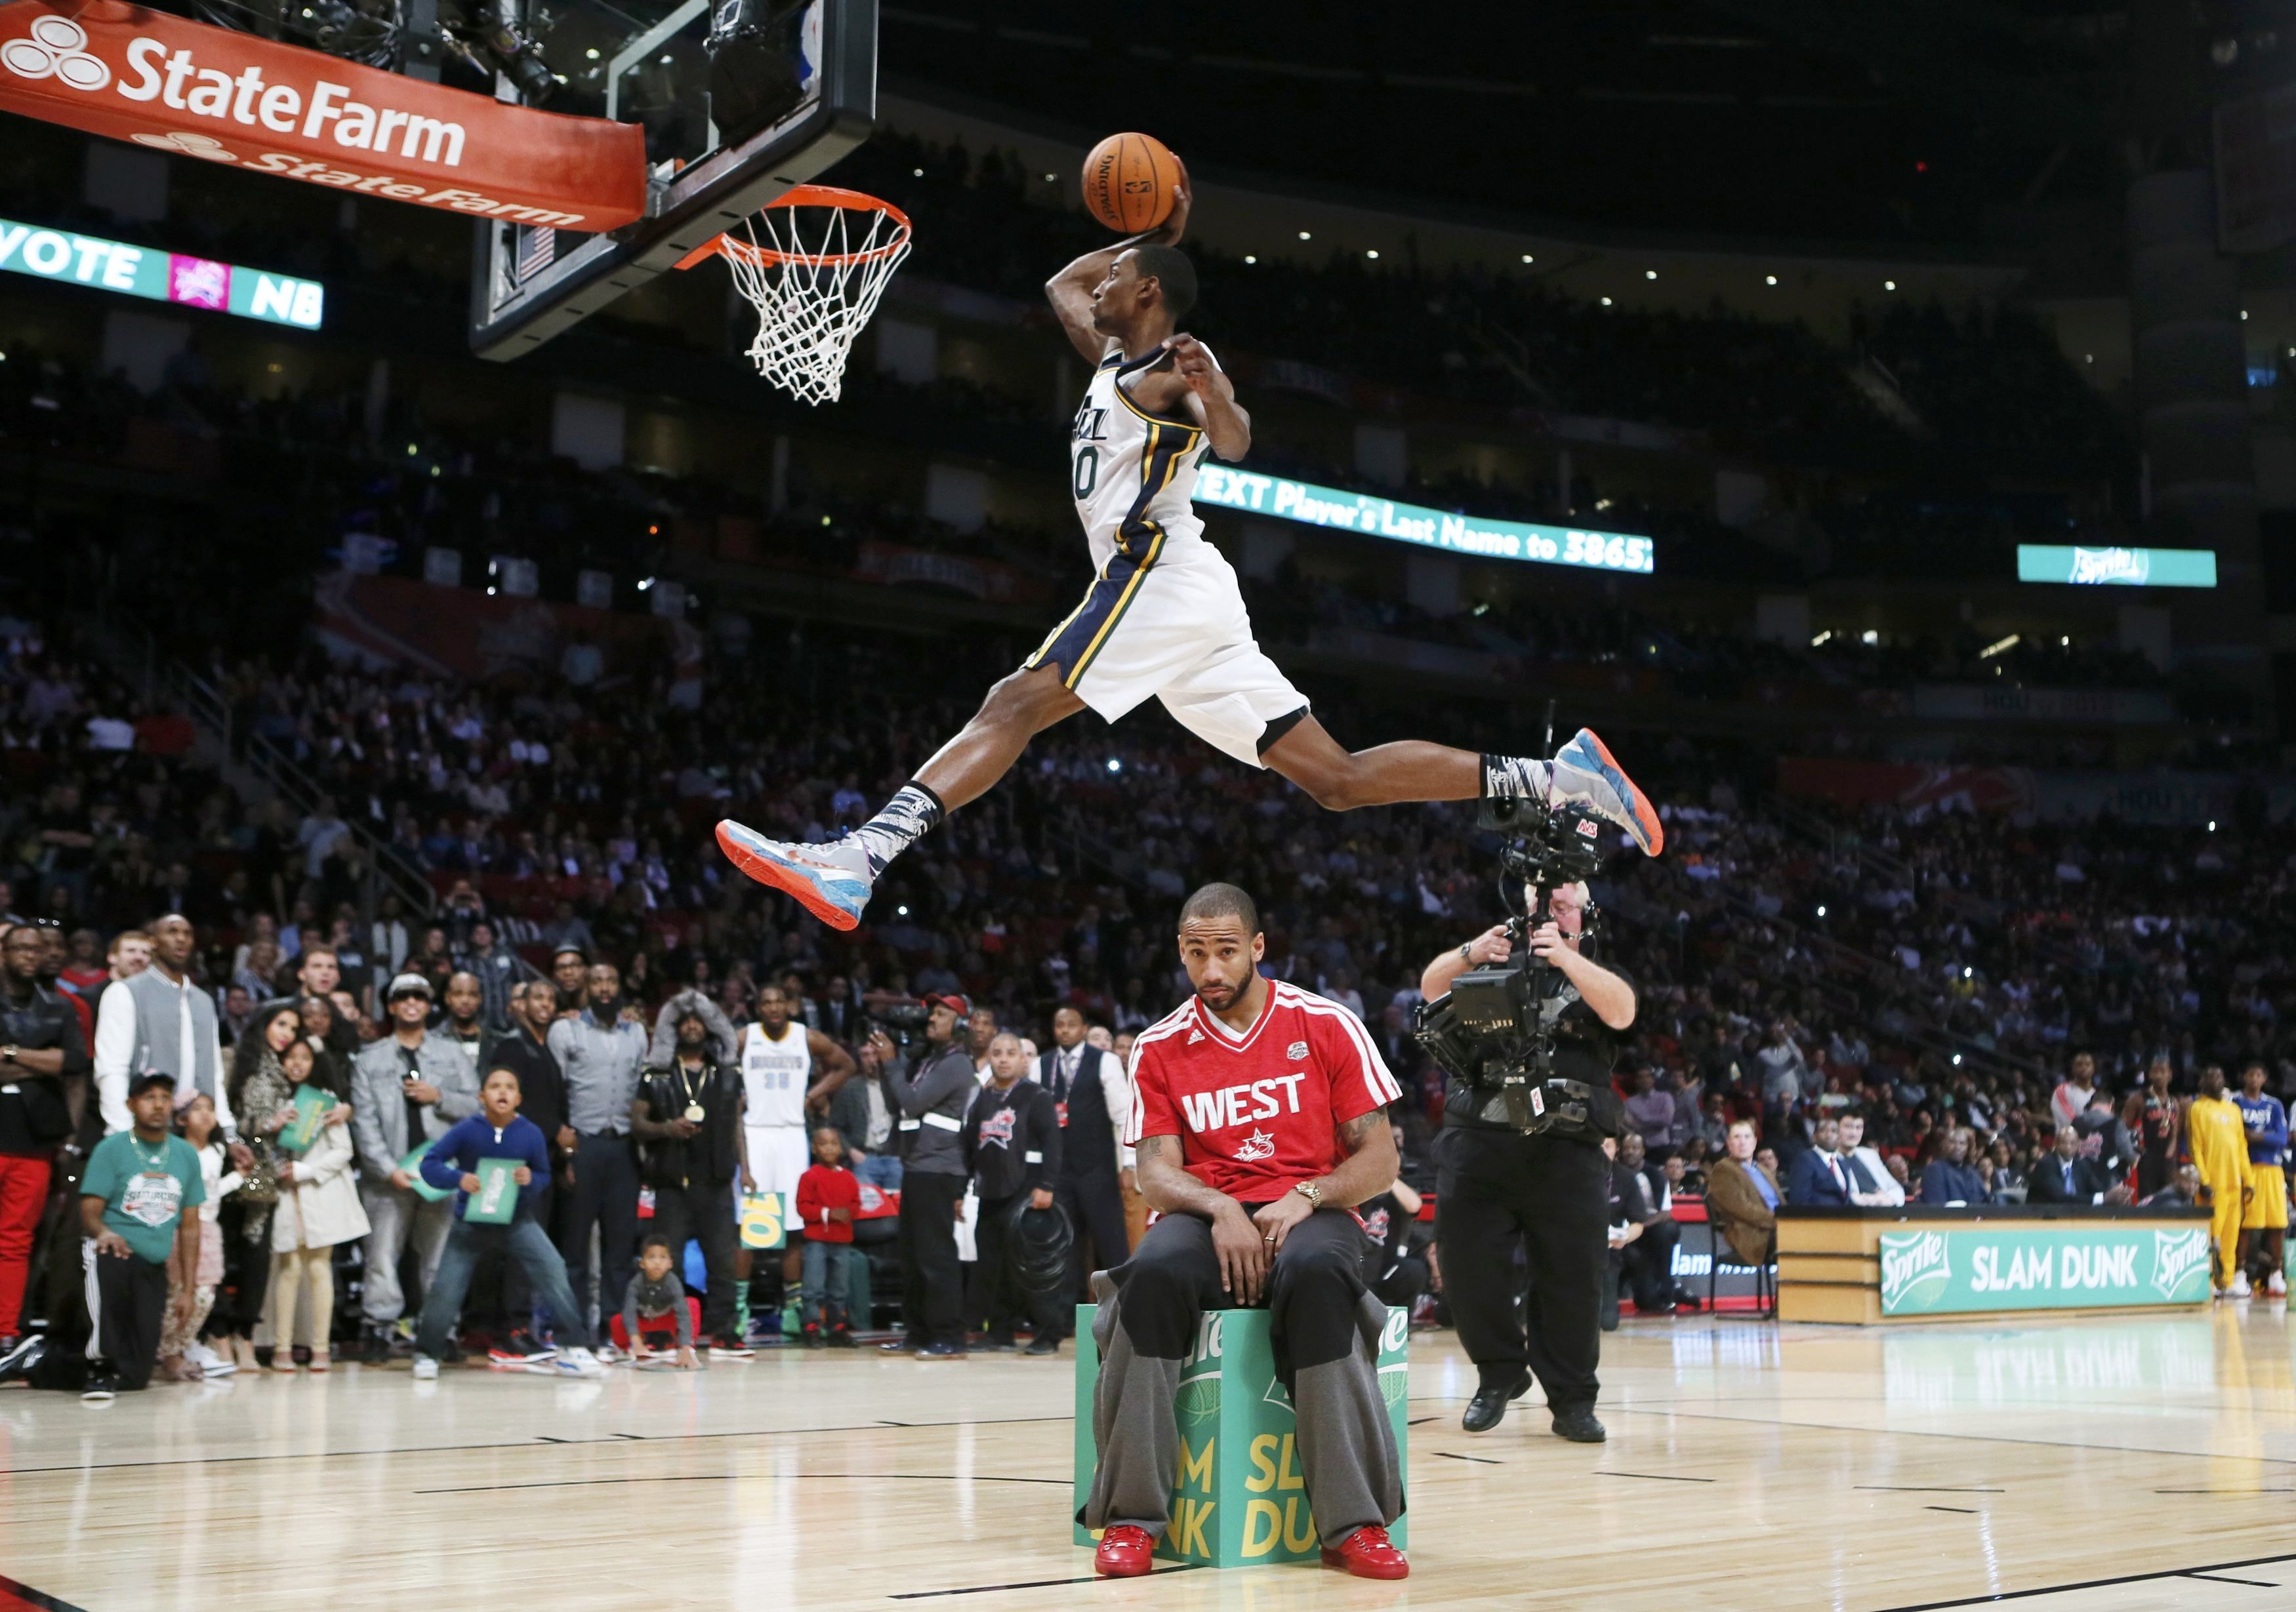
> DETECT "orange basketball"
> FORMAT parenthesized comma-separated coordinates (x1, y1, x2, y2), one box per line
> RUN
(1081, 132, 1179, 233)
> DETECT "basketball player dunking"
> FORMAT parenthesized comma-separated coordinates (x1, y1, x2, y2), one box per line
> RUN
(717, 169, 1664, 929)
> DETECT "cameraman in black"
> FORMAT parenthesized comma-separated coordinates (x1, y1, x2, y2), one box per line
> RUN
(1421, 879, 1634, 1441)
(877, 995, 977, 1359)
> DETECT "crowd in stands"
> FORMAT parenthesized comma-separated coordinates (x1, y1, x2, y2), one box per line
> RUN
(3, 596, 2291, 1389)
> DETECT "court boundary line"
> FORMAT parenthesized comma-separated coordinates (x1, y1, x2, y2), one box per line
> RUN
(891, 1565, 1202, 1598)
(415, 1472, 1072, 1495)
(1870, 1550, 2296, 1609)
(0, 1414, 1076, 1477)
(1611, 1405, 2296, 1466)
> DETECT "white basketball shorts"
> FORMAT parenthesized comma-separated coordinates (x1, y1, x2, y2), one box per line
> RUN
(1025, 540, 1308, 768)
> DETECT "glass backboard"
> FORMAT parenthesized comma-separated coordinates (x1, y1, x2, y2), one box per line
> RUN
(468, 0, 876, 360)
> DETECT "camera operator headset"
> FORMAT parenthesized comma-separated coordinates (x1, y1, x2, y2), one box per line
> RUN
(1419, 841, 1634, 1443)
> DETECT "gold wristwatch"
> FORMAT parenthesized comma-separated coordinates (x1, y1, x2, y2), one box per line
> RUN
(1292, 1180, 1324, 1209)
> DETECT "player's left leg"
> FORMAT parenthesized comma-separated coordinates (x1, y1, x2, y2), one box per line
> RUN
(1260, 712, 1660, 854)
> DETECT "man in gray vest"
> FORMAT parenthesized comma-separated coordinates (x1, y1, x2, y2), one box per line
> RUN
(92, 915, 241, 1149)
(352, 973, 478, 1361)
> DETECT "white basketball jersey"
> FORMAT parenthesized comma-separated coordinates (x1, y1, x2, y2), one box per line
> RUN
(1069, 346, 1216, 574)
(741, 1021, 811, 1128)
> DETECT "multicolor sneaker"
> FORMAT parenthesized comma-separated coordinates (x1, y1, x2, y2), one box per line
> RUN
(489, 1333, 557, 1367)
(1551, 728, 1664, 857)
(714, 821, 874, 931)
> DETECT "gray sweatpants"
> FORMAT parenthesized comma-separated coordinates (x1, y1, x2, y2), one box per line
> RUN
(1082, 1207, 1403, 1549)
(359, 1183, 451, 1327)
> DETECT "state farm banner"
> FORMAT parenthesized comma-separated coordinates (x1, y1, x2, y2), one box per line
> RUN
(0, 1, 645, 230)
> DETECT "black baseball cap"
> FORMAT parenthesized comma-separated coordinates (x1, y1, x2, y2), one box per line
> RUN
(127, 1072, 177, 1097)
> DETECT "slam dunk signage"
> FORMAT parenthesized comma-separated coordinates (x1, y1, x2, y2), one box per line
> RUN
(0, 1, 644, 230)
(0, 213, 322, 327)
(1878, 1224, 2211, 1316)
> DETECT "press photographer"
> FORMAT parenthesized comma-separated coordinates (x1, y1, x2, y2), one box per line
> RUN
(874, 995, 976, 1358)
(1418, 847, 1635, 1441)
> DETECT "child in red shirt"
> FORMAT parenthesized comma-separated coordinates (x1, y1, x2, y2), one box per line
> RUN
(793, 1127, 861, 1347)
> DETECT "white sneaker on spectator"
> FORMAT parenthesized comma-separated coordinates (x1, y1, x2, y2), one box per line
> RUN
(188, 1340, 237, 1378)
(2230, 1273, 2253, 1299)
(596, 1342, 623, 1363)
(412, 1356, 440, 1380)
(556, 1348, 608, 1380)
(2270, 1272, 2289, 1298)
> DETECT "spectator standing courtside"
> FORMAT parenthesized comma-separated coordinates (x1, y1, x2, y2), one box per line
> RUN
(93, 915, 236, 1138)
(735, 984, 855, 1327)
(1034, 1005, 1131, 1343)
(2187, 1064, 2250, 1295)
(409, 1066, 604, 1380)
(792, 1127, 861, 1345)
(964, 1032, 1064, 1354)
(883, 998, 975, 1358)
(633, 1009, 750, 1355)
(0, 921, 89, 1369)
(2233, 1061, 2288, 1298)
(77, 1073, 203, 1400)
(351, 974, 478, 1361)
(548, 961, 649, 1331)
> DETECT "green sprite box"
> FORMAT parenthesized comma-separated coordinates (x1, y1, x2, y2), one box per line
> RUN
(1071, 1302, 1409, 1566)
(398, 1140, 452, 1202)
(276, 1085, 332, 1155)
(739, 1190, 789, 1251)
(463, 1157, 520, 1224)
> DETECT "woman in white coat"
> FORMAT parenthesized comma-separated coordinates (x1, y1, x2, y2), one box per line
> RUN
(266, 1038, 371, 1373)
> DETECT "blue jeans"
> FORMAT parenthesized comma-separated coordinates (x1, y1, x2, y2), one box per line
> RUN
(801, 1240, 853, 1329)
(852, 1153, 903, 1190)
(416, 1210, 591, 1360)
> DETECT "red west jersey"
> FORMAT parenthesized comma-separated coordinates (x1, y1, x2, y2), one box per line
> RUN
(1125, 981, 1403, 1204)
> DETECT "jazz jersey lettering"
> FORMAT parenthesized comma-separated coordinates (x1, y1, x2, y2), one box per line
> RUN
(1126, 982, 1403, 1204)
(741, 1021, 811, 1129)
(1069, 346, 1216, 575)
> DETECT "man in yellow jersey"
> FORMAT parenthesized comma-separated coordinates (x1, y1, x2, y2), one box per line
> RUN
(2186, 1064, 2250, 1295)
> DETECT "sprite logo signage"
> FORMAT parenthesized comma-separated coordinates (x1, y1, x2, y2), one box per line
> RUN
(1074, 1303, 1408, 1566)
(1877, 1225, 2211, 1316)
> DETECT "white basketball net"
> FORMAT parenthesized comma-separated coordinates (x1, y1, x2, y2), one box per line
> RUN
(720, 196, 912, 407)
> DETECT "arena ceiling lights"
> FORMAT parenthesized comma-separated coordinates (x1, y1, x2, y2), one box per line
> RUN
(1197, 467, 1656, 575)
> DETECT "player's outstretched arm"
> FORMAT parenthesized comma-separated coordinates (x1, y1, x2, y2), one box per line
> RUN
(1044, 169, 1193, 361)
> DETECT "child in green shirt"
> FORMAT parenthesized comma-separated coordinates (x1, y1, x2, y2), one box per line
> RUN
(77, 1073, 205, 1400)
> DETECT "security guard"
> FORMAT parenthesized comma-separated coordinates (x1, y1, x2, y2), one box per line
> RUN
(1420, 879, 1635, 1441)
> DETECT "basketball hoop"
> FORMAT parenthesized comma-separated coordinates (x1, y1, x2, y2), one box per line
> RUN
(675, 185, 912, 407)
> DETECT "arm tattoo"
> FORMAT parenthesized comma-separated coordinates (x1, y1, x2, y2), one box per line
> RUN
(1339, 1111, 1390, 1153)
(1136, 1135, 1168, 1165)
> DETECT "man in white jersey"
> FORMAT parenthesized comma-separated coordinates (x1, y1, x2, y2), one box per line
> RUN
(716, 172, 1664, 933)
(737, 986, 855, 1200)
(737, 986, 855, 1326)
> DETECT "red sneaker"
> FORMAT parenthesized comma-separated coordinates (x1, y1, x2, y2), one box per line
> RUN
(1094, 1525, 1156, 1578)
(1322, 1525, 1408, 1580)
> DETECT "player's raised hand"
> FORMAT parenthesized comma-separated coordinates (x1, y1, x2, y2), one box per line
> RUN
(1157, 154, 1191, 244)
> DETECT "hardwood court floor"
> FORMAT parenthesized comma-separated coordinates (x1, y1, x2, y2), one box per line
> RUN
(3, 1304, 2294, 1611)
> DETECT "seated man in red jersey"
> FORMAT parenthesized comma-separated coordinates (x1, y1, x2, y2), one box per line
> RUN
(1083, 883, 1408, 1582)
